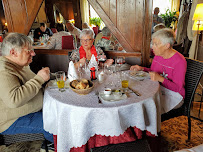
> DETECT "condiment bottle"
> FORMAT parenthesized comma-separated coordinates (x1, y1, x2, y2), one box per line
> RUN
(90, 67, 97, 80)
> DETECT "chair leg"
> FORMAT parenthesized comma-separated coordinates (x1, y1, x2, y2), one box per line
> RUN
(44, 139, 49, 152)
(187, 115, 191, 141)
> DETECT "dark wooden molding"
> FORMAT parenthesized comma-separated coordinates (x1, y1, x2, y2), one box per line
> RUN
(34, 49, 72, 55)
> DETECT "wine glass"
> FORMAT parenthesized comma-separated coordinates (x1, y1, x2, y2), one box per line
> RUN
(98, 55, 106, 72)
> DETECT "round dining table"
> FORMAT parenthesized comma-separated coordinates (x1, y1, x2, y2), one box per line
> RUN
(43, 71, 161, 152)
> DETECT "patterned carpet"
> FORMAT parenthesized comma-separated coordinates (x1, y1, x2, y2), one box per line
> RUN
(161, 116, 203, 152)
(0, 115, 202, 152)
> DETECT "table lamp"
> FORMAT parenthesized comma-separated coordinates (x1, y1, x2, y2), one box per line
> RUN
(192, 3, 203, 59)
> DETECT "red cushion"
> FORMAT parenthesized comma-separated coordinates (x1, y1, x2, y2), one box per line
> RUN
(62, 35, 75, 50)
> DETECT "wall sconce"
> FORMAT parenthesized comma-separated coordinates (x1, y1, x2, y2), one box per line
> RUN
(192, 3, 203, 59)
(5, 22, 7, 26)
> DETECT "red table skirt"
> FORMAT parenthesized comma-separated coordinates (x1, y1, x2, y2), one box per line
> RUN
(53, 126, 155, 152)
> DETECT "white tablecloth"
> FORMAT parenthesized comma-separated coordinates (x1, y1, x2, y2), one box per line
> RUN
(43, 72, 161, 152)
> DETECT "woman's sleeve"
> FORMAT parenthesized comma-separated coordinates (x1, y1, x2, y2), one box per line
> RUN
(162, 59, 187, 92)
(70, 49, 79, 62)
(96, 46, 104, 56)
(46, 37, 55, 49)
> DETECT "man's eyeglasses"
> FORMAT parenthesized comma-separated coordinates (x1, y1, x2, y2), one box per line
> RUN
(80, 39, 92, 43)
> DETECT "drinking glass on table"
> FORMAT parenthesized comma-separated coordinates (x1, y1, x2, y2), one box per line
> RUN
(121, 71, 129, 92)
(98, 55, 106, 72)
(55, 71, 66, 92)
(115, 57, 125, 71)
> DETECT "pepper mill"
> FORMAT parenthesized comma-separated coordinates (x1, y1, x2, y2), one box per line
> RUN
(90, 67, 97, 80)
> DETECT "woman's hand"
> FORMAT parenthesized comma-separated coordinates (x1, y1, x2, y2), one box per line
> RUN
(130, 65, 144, 71)
(105, 59, 114, 67)
(149, 72, 164, 83)
(78, 57, 86, 67)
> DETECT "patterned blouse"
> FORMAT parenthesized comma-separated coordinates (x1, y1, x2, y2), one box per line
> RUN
(96, 38, 114, 51)
(47, 31, 71, 49)
(70, 46, 104, 62)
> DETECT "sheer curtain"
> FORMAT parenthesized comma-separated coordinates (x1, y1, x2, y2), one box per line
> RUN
(80, 0, 89, 24)
(171, 0, 180, 12)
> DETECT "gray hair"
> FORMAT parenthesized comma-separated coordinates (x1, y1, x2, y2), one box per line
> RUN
(1, 33, 33, 56)
(102, 27, 111, 37)
(80, 29, 95, 39)
(152, 28, 175, 47)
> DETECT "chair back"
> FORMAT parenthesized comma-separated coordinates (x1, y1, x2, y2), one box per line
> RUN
(184, 58, 203, 115)
(93, 26, 99, 37)
(62, 35, 75, 50)
(161, 58, 203, 121)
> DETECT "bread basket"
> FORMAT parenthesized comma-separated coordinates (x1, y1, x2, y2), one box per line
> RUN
(69, 80, 94, 95)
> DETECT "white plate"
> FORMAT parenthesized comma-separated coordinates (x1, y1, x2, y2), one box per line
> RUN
(128, 71, 150, 80)
(99, 91, 127, 104)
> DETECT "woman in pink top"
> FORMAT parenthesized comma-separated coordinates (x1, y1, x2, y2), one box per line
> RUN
(131, 28, 187, 113)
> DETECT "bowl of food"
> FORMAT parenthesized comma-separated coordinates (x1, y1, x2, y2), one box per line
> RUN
(69, 79, 94, 95)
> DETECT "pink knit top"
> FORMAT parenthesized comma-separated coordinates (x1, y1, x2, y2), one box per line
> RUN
(144, 52, 187, 98)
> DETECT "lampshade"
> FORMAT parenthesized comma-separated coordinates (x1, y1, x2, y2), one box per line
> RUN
(193, 3, 203, 21)
(192, 20, 203, 31)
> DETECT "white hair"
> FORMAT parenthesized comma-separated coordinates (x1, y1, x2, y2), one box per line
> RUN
(102, 27, 111, 37)
(1, 33, 32, 56)
(80, 29, 95, 39)
(152, 28, 175, 47)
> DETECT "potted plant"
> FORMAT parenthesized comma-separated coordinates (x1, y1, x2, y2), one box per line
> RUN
(89, 17, 102, 27)
(160, 9, 178, 28)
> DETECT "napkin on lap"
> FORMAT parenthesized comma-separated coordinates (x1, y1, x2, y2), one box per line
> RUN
(68, 61, 78, 81)
(88, 55, 98, 70)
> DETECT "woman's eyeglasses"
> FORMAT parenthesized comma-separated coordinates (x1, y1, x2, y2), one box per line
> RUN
(80, 39, 92, 43)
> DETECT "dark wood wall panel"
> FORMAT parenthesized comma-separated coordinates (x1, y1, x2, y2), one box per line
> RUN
(109, 0, 117, 25)
(97, 0, 110, 16)
(2, 0, 43, 35)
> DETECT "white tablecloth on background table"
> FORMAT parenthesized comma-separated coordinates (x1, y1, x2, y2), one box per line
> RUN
(43, 72, 161, 152)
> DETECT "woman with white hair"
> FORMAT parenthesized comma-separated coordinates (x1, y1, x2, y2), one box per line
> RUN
(131, 28, 187, 114)
(70, 29, 114, 69)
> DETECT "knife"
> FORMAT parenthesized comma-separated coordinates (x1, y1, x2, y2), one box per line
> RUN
(128, 87, 141, 96)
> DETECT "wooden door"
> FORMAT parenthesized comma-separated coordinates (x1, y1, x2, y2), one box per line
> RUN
(88, 0, 152, 66)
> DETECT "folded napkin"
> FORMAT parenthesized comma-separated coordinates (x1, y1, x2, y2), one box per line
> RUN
(88, 55, 98, 70)
(68, 61, 78, 81)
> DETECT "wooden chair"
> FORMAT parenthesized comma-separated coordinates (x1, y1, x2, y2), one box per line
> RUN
(0, 133, 48, 152)
(91, 139, 152, 152)
(93, 26, 99, 37)
(62, 35, 76, 50)
(161, 58, 203, 141)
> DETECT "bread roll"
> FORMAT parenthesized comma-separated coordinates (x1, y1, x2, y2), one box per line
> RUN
(75, 81, 87, 89)
(71, 80, 79, 88)
(81, 79, 89, 84)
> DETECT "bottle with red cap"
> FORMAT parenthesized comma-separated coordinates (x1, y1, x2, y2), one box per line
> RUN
(90, 67, 97, 80)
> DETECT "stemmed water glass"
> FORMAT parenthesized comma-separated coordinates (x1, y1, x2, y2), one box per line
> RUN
(115, 57, 125, 72)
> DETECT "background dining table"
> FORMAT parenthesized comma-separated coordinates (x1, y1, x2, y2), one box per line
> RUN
(43, 71, 161, 152)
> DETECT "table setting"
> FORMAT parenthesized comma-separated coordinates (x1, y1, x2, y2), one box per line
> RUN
(43, 57, 161, 152)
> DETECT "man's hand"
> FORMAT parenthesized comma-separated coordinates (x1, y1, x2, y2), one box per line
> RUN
(37, 67, 50, 81)
(149, 72, 164, 83)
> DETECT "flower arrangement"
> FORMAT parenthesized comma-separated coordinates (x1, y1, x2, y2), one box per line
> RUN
(160, 9, 178, 28)
(89, 17, 102, 27)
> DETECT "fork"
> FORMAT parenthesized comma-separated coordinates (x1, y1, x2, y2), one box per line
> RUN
(95, 90, 102, 104)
